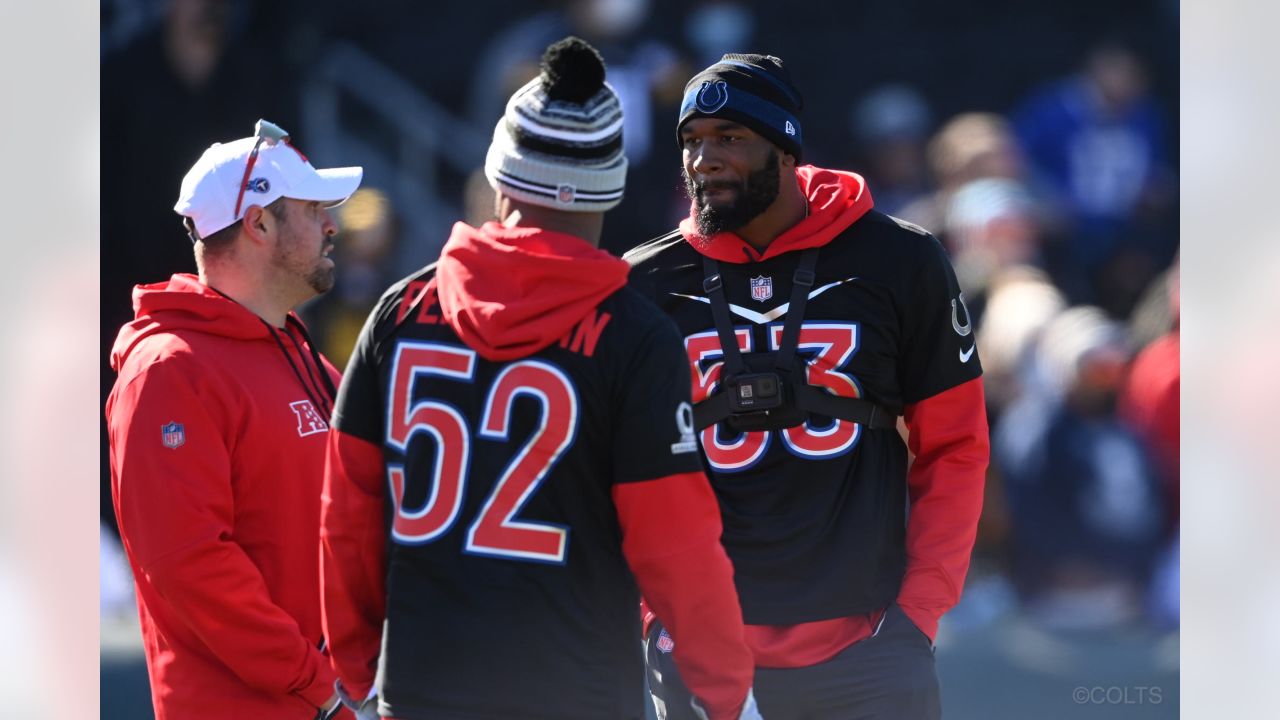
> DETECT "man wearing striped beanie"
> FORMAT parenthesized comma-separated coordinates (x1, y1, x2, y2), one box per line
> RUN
(320, 37, 761, 720)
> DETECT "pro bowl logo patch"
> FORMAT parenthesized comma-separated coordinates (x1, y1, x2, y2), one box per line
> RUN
(161, 421, 185, 449)
(656, 628, 675, 654)
(671, 402, 698, 455)
(750, 275, 773, 302)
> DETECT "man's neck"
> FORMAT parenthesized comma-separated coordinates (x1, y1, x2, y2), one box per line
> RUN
(504, 204, 604, 248)
(199, 267, 293, 328)
(735, 173, 808, 253)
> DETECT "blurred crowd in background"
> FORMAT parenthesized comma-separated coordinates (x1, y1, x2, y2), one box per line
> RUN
(100, 0, 1180, 693)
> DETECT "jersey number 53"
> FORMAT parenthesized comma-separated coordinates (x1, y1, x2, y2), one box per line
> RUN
(685, 322, 865, 472)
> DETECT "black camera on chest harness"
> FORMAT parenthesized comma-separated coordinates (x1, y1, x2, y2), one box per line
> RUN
(693, 248, 899, 434)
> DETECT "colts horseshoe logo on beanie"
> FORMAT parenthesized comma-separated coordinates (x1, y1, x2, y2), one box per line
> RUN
(695, 81, 730, 113)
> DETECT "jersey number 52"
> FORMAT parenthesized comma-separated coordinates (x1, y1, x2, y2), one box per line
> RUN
(385, 341, 577, 564)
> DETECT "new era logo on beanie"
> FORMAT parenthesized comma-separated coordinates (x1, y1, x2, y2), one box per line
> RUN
(677, 53, 804, 161)
(484, 37, 627, 212)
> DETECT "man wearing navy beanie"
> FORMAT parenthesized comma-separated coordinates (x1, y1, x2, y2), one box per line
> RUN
(627, 54, 991, 720)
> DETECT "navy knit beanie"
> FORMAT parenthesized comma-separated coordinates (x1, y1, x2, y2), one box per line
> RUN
(677, 53, 804, 161)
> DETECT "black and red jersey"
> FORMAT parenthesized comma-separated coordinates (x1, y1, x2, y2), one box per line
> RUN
(625, 167, 985, 627)
(321, 222, 754, 720)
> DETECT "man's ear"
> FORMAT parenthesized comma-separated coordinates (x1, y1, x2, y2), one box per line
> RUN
(780, 150, 797, 170)
(240, 205, 274, 246)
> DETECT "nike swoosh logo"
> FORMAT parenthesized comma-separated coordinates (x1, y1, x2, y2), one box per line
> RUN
(670, 277, 859, 324)
(959, 344, 976, 363)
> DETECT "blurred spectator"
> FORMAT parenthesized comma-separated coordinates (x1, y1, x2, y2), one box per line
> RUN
(966, 267, 1067, 601)
(974, 266, 1067, 418)
(848, 84, 933, 215)
(1119, 260, 1179, 531)
(944, 177, 1042, 307)
(897, 112, 1029, 237)
(901, 111, 1099, 310)
(306, 188, 402, 369)
(1127, 253, 1179, 349)
(1012, 42, 1175, 314)
(994, 306, 1165, 629)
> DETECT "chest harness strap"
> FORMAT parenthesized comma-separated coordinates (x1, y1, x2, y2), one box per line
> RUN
(692, 248, 899, 433)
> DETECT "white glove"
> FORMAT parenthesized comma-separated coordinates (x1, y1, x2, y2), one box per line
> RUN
(691, 688, 762, 720)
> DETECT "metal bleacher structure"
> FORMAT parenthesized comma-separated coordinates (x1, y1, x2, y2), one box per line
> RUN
(301, 42, 491, 273)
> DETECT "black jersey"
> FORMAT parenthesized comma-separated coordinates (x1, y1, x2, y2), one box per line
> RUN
(626, 209, 983, 625)
(332, 268, 702, 718)
(323, 222, 753, 720)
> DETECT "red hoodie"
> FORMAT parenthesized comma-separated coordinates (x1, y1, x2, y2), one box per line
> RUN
(680, 165, 876, 264)
(106, 274, 344, 719)
(435, 221, 631, 360)
(641, 166, 989, 667)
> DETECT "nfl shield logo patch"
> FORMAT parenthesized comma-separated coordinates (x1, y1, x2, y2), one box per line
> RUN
(750, 275, 773, 302)
(556, 183, 576, 204)
(656, 628, 675, 654)
(161, 422, 185, 449)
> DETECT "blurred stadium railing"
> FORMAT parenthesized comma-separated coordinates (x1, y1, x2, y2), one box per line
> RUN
(301, 41, 489, 274)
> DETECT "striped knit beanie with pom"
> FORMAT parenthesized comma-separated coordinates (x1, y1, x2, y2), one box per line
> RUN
(484, 36, 627, 212)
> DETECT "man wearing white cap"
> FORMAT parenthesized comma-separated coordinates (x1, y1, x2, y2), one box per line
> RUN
(105, 120, 362, 720)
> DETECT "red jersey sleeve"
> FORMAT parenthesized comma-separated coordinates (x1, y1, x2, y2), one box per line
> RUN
(897, 376, 990, 641)
(320, 427, 388, 700)
(615, 472, 753, 720)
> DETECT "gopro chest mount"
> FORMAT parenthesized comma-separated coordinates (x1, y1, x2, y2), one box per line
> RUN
(693, 248, 899, 434)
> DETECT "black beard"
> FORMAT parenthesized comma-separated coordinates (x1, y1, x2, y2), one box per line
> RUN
(684, 151, 780, 236)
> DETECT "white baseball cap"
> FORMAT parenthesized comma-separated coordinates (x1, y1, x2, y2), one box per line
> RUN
(174, 119, 363, 240)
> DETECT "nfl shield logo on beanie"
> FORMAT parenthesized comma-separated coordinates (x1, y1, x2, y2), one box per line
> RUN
(557, 183, 577, 204)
